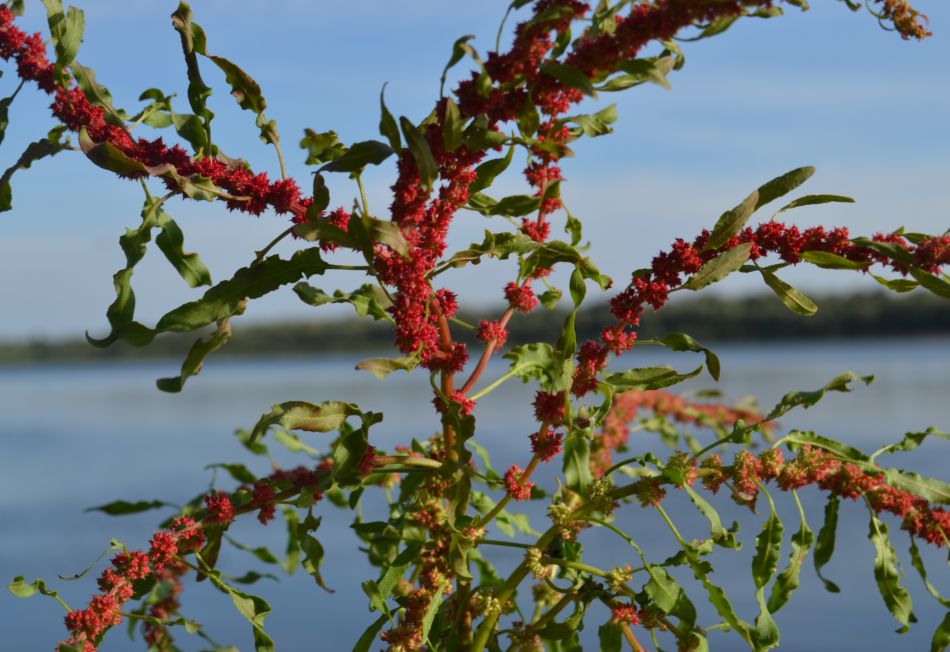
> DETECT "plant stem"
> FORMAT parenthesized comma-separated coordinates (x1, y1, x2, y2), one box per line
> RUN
(459, 307, 515, 396)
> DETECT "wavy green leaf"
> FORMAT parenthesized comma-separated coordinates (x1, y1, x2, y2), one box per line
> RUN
(868, 512, 915, 631)
(871, 427, 950, 461)
(250, 401, 362, 443)
(814, 494, 841, 593)
(766, 372, 873, 421)
(768, 493, 814, 613)
(355, 355, 419, 380)
(644, 332, 720, 381)
(604, 364, 703, 391)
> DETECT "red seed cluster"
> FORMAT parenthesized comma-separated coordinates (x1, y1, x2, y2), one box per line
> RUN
(530, 426, 564, 462)
(504, 464, 535, 501)
(693, 445, 950, 547)
(575, 224, 950, 398)
(610, 604, 642, 626)
(476, 320, 509, 348)
(533, 390, 566, 424)
(591, 389, 769, 476)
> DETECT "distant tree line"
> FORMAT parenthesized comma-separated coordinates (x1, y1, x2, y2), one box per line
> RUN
(1, 290, 947, 364)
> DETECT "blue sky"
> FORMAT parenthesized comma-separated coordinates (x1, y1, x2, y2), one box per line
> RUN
(0, 0, 947, 340)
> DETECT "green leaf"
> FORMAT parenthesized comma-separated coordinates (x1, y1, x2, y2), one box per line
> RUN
(443, 97, 463, 152)
(171, 2, 214, 152)
(564, 103, 618, 138)
(910, 268, 950, 299)
(752, 496, 784, 591)
(603, 365, 703, 391)
(154, 214, 212, 288)
(300, 129, 346, 165)
(400, 116, 438, 194)
(467, 192, 540, 217)
(883, 468, 950, 505)
(294, 213, 408, 257)
(0, 127, 70, 212)
(85, 499, 172, 516)
(200, 562, 274, 651)
(355, 355, 419, 380)
(871, 427, 950, 462)
(754, 166, 815, 211)
(773, 194, 855, 217)
(766, 372, 873, 421)
(378, 84, 401, 151)
(42, 0, 84, 79)
(645, 332, 720, 381)
(469, 145, 514, 194)
(871, 273, 919, 293)
(503, 343, 556, 383)
(7, 577, 70, 612)
(932, 612, 950, 652)
(760, 269, 818, 316)
(707, 190, 758, 250)
(683, 242, 753, 290)
(767, 496, 814, 613)
(206, 54, 266, 114)
(420, 581, 447, 646)
(226, 536, 281, 565)
(597, 622, 622, 652)
(908, 538, 950, 609)
(517, 94, 541, 137)
(563, 434, 593, 493)
(779, 430, 869, 462)
(353, 614, 388, 652)
(813, 495, 841, 593)
(608, 56, 675, 90)
(443, 230, 537, 269)
(207, 463, 258, 484)
(320, 140, 394, 173)
(643, 566, 697, 626)
(868, 513, 915, 631)
(294, 283, 392, 321)
(440, 34, 476, 96)
(250, 401, 362, 443)
(273, 429, 320, 456)
(683, 485, 738, 548)
(156, 248, 330, 333)
(540, 61, 597, 97)
(297, 512, 333, 592)
(70, 62, 119, 122)
(155, 315, 232, 393)
(520, 240, 611, 290)
(800, 250, 869, 270)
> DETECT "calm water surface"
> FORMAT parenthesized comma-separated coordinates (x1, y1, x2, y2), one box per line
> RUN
(2, 339, 948, 651)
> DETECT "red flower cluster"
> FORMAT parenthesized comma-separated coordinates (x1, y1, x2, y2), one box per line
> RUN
(504, 281, 539, 313)
(697, 445, 950, 546)
(591, 389, 769, 476)
(530, 426, 564, 462)
(575, 223, 950, 397)
(533, 390, 566, 424)
(476, 320, 509, 348)
(610, 604, 642, 626)
(504, 464, 535, 501)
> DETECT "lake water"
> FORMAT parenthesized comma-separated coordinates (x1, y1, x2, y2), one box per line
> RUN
(2, 338, 948, 651)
